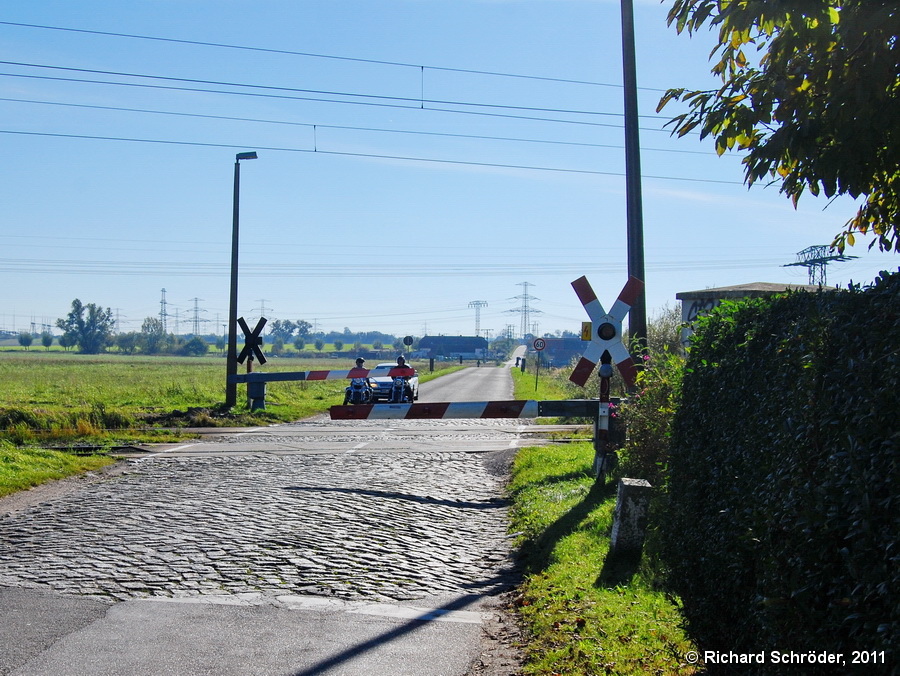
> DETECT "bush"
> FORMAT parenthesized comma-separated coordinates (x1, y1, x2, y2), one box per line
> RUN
(619, 349, 683, 487)
(661, 270, 900, 674)
(178, 337, 209, 357)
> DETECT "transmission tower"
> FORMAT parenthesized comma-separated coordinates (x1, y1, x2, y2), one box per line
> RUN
(506, 282, 542, 338)
(783, 245, 857, 286)
(159, 288, 168, 332)
(253, 299, 271, 330)
(189, 298, 206, 336)
(468, 300, 488, 337)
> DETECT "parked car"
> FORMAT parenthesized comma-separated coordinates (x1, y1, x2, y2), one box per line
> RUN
(369, 362, 419, 402)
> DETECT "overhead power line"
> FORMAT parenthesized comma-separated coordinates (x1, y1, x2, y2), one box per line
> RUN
(0, 256, 787, 277)
(0, 60, 671, 123)
(1, 70, 674, 132)
(0, 129, 744, 185)
(0, 20, 669, 92)
(0, 96, 717, 156)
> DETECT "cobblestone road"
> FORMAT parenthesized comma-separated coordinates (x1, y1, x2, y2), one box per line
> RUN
(0, 420, 522, 605)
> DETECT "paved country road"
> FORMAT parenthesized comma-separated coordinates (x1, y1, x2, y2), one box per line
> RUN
(0, 362, 545, 676)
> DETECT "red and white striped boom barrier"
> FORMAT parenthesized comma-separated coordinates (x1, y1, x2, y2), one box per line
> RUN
(330, 400, 540, 420)
(230, 367, 414, 384)
(569, 275, 644, 388)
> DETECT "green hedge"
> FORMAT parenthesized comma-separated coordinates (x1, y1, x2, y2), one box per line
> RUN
(662, 270, 899, 674)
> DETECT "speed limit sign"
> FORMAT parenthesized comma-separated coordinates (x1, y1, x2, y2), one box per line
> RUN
(533, 338, 546, 351)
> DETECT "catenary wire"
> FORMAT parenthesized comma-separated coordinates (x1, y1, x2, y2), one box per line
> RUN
(0, 60, 673, 123)
(0, 20, 670, 92)
(0, 71, 673, 133)
(0, 96, 717, 157)
(0, 129, 744, 185)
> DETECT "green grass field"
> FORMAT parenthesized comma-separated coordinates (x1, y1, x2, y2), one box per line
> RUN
(0, 351, 460, 445)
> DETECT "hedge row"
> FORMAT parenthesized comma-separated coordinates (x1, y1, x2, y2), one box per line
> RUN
(662, 270, 899, 674)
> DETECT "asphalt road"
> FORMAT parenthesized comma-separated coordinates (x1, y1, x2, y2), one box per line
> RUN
(0, 360, 546, 676)
(418, 364, 515, 403)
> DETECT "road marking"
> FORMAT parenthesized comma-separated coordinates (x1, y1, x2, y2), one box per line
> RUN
(345, 442, 368, 454)
(137, 443, 199, 460)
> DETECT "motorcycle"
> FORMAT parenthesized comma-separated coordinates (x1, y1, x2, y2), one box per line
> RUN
(343, 377, 373, 405)
(389, 375, 412, 403)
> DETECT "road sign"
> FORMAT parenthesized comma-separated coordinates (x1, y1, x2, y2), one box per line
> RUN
(403, 335, 414, 346)
(569, 275, 643, 388)
(237, 317, 267, 365)
(532, 338, 546, 351)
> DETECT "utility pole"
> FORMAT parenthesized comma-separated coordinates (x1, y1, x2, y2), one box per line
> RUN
(468, 300, 488, 337)
(621, 0, 647, 349)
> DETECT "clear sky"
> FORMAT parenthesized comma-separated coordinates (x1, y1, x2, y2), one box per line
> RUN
(2, 0, 896, 340)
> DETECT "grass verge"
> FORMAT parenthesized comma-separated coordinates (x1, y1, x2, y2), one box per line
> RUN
(509, 361, 697, 675)
(508, 442, 699, 675)
(0, 440, 115, 499)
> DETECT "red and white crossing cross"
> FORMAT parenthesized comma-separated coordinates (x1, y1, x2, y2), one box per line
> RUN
(569, 275, 644, 388)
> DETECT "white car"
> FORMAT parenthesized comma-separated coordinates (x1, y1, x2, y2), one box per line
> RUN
(369, 362, 419, 402)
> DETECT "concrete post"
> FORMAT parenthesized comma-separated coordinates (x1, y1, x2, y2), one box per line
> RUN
(610, 478, 653, 554)
(247, 381, 266, 411)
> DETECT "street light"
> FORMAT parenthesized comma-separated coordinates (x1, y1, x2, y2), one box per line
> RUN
(225, 151, 258, 408)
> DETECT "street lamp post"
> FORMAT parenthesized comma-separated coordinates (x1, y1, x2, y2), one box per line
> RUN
(225, 151, 258, 408)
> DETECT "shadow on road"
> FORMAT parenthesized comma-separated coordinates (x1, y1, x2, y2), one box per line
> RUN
(283, 485, 507, 510)
(288, 593, 484, 676)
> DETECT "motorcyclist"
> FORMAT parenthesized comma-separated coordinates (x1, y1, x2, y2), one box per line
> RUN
(391, 355, 414, 402)
(344, 357, 371, 404)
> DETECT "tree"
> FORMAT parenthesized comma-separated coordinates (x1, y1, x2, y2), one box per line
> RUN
(41, 332, 54, 350)
(659, 1, 900, 252)
(18, 332, 33, 350)
(178, 336, 209, 356)
(314, 339, 324, 352)
(294, 320, 312, 339)
(647, 304, 683, 356)
(56, 299, 115, 354)
(58, 333, 76, 351)
(293, 336, 306, 352)
(115, 332, 140, 355)
(271, 337, 285, 356)
(267, 319, 295, 342)
(140, 317, 167, 354)
(333, 340, 344, 352)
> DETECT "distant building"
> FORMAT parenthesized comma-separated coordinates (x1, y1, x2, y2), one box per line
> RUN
(532, 337, 589, 367)
(676, 282, 828, 349)
(418, 335, 488, 359)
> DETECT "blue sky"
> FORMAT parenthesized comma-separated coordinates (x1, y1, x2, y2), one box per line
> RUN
(1, 0, 896, 340)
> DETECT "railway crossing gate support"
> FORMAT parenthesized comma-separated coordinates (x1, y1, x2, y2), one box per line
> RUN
(229, 366, 417, 411)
